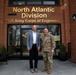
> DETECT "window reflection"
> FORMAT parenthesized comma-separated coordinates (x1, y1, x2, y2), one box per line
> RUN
(13, 1, 25, 5)
(48, 25, 61, 50)
(15, 27, 20, 46)
(27, 1, 41, 5)
(48, 25, 60, 35)
(43, 1, 55, 5)
(8, 25, 20, 46)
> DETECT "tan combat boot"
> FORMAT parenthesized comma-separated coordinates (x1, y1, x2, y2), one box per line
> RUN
(47, 68, 51, 74)
(42, 67, 47, 72)
(42, 60, 48, 72)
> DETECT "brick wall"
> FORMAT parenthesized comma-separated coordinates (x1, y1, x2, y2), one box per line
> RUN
(0, 0, 3, 46)
(60, 0, 70, 50)
(0, 0, 7, 47)
(69, 0, 76, 63)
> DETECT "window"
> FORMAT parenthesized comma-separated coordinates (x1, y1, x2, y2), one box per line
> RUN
(43, 0, 60, 5)
(9, 0, 26, 6)
(13, 1, 25, 5)
(27, 0, 41, 5)
(8, 0, 60, 6)
(43, 0, 55, 5)
(8, 25, 20, 46)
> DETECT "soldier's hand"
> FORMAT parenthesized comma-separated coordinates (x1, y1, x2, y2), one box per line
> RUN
(38, 47, 40, 51)
(52, 49, 54, 53)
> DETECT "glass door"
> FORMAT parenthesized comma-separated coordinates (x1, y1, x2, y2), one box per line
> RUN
(8, 25, 21, 58)
(21, 29, 29, 58)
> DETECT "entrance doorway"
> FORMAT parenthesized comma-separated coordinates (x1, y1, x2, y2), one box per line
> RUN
(8, 25, 61, 59)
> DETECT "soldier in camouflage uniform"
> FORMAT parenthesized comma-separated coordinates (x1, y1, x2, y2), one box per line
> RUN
(41, 28, 55, 74)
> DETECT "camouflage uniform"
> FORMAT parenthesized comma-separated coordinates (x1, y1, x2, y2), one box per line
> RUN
(41, 33, 55, 69)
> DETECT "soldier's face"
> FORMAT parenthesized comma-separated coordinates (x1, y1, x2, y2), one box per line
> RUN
(44, 29, 48, 35)
(32, 25, 37, 32)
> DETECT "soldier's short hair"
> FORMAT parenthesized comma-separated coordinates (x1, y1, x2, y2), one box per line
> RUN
(32, 25, 37, 28)
(44, 28, 48, 31)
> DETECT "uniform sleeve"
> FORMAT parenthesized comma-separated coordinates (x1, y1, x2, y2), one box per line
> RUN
(51, 35, 56, 50)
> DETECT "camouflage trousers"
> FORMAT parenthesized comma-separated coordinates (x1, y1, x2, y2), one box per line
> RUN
(42, 51, 53, 69)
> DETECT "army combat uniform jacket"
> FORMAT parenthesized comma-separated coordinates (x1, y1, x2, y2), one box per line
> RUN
(41, 33, 55, 53)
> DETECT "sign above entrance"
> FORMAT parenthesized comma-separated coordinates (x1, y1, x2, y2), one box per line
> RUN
(13, 6, 55, 19)
(13, 7, 55, 13)
(8, 6, 61, 24)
